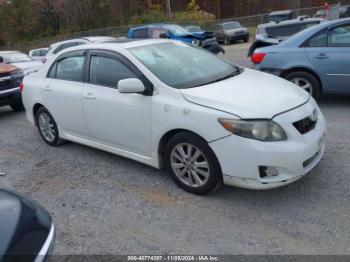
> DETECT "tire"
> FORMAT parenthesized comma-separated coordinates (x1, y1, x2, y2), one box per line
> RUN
(35, 107, 64, 146)
(164, 132, 222, 195)
(285, 71, 321, 99)
(224, 37, 230, 45)
(10, 101, 25, 112)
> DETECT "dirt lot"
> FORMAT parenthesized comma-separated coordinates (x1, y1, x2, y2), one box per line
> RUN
(0, 43, 349, 255)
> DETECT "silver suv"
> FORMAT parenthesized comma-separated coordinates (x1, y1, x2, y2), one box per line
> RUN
(215, 22, 249, 45)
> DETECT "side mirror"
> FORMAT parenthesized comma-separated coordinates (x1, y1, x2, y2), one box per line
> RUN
(159, 32, 169, 39)
(0, 189, 55, 259)
(0, 57, 3, 63)
(118, 78, 145, 94)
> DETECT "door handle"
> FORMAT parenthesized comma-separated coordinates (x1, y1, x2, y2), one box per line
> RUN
(314, 53, 329, 59)
(83, 92, 96, 100)
(44, 86, 51, 92)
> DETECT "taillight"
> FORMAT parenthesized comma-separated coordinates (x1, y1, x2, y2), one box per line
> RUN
(19, 83, 24, 92)
(251, 52, 266, 64)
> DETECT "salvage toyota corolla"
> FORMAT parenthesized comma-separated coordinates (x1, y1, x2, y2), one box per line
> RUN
(22, 39, 327, 195)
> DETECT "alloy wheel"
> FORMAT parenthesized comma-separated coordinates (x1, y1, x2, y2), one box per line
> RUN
(170, 143, 210, 188)
(291, 78, 313, 95)
(38, 112, 56, 143)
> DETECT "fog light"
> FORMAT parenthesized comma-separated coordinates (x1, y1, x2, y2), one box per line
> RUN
(259, 166, 279, 178)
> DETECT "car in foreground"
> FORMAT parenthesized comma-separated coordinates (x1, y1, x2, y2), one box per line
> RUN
(0, 51, 43, 75)
(44, 36, 116, 62)
(248, 17, 324, 56)
(251, 18, 350, 98)
(29, 47, 49, 63)
(128, 24, 224, 54)
(0, 189, 55, 260)
(22, 39, 326, 195)
(215, 22, 249, 45)
(0, 64, 25, 111)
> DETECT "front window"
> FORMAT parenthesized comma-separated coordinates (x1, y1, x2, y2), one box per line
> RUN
(222, 22, 241, 30)
(129, 42, 240, 89)
(89, 55, 137, 88)
(1, 52, 33, 63)
(166, 25, 191, 36)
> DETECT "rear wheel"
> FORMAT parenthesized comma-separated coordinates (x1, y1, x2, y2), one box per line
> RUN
(164, 132, 222, 195)
(285, 71, 321, 99)
(35, 107, 64, 146)
(10, 101, 25, 112)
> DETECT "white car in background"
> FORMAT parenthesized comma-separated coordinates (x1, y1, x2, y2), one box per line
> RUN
(29, 48, 49, 63)
(22, 40, 326, 195)
(44, 36, 116, 63)
(0, 51, 43, 75)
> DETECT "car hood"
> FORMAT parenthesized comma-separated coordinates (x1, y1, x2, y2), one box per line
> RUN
(180, 69, 309, 119)
(11, 61, 43, 75)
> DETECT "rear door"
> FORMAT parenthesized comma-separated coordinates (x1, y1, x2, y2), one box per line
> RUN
(43, 50, 88, 136)
(305, 23, 350, 93)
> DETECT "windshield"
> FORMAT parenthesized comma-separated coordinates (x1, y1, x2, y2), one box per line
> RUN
(166, 25, 192, 36)
(130, 42, 239, 89)
(223, 22, 241, 30)
(186, 26, 201, 32)
(1, 52, 34, 63)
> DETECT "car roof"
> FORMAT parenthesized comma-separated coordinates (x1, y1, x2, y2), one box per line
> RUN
(79, 36, 116, 42)
(266, 18, 350, 48)
(258, 18, 325, 29)
(49, 36, 116, 49)
(54, 39, 178, 55)
(269, 10, 293, 16)
(130, 24, 180, 30)
(0, 51, 22, 55)
(217, 21, 240, 26)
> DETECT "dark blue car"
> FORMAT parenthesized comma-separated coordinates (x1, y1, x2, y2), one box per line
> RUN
(128, 24, 224, 54)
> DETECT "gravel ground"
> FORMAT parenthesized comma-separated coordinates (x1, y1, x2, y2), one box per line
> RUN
(0, 43, 349, 255)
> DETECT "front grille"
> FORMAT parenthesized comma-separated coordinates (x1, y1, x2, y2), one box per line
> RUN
(293, 115, 317, 134)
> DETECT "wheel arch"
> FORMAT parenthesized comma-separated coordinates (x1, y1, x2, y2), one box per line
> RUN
(33, 103, 45, 126)
(157, 129, 209, 169)
(280, 67, 323, 93)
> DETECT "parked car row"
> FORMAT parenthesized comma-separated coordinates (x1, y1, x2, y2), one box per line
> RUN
(6, 18, 350, 196)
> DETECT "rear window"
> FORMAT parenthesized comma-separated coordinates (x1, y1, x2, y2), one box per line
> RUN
(266, 22, 320, 37)
(132, 29, 149, 39)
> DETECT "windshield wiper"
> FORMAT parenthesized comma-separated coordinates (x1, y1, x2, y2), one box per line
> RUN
(206, 67, 244, 85)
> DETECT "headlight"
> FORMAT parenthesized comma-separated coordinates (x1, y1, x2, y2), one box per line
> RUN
(218, 119, 287, 141)
(191, 39, 200, 46)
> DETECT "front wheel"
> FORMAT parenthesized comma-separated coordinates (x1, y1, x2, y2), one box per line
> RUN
(164, 132, 222, 195)
(35, 107, 64, 146)
(285, 71, 321, 99)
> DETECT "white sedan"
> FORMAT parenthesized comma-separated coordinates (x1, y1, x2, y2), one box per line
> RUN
(22, 39, 327, 195)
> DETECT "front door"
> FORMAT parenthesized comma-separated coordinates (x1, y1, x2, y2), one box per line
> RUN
(82, 50, 152, 156)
